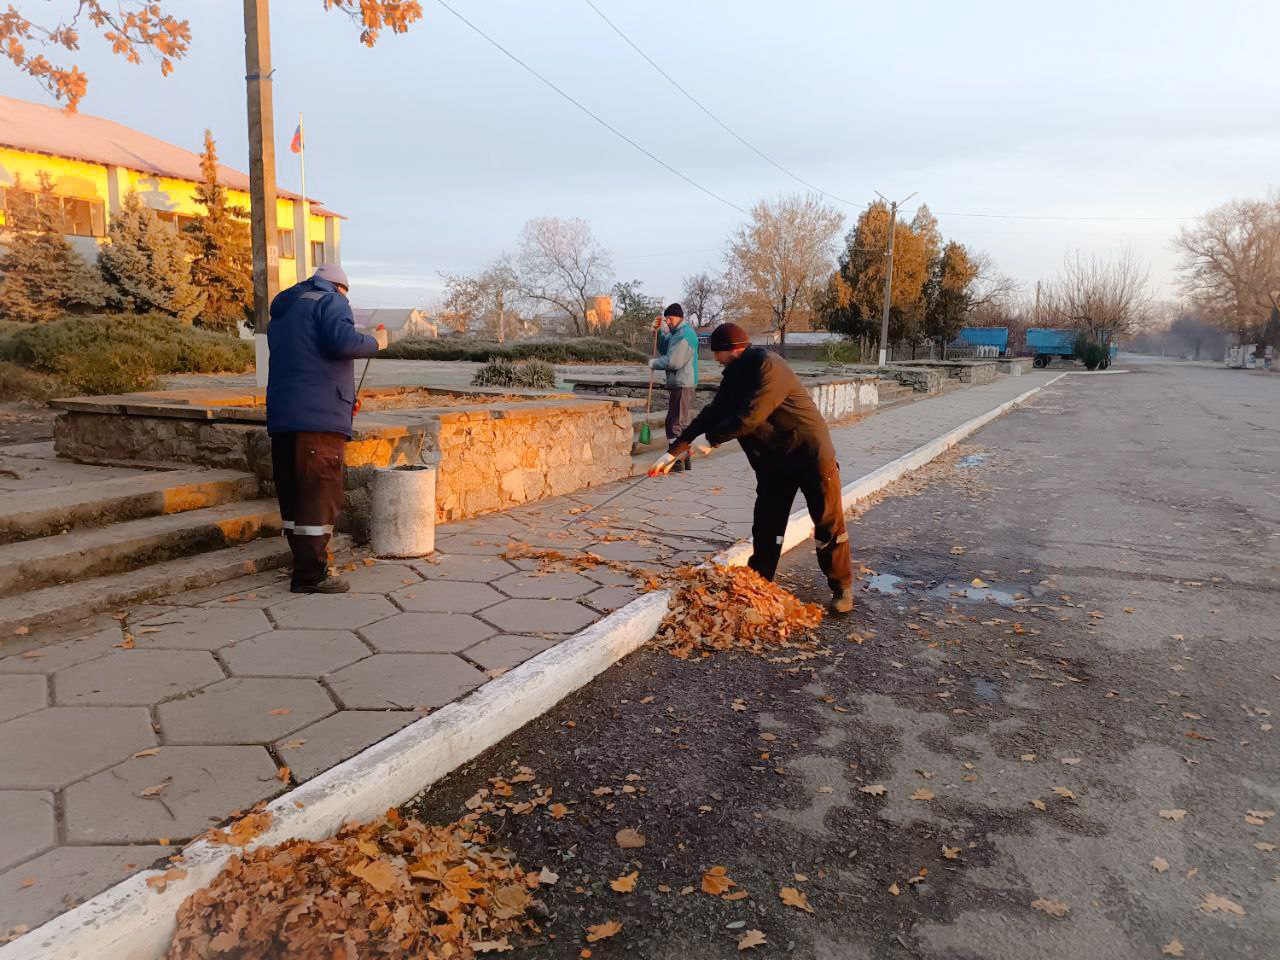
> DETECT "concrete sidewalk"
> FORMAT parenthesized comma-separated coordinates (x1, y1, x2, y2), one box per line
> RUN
(0, 372, 1056, 936)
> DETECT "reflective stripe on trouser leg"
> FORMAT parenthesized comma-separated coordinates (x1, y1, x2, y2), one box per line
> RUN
(292, 524, 334, 536)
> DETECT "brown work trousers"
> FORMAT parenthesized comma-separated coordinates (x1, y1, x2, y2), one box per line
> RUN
(748, 457, 852, 591)
(271, 432, 346, 587)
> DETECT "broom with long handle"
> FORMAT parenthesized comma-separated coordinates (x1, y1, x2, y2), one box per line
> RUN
(639, 306, 661, 446)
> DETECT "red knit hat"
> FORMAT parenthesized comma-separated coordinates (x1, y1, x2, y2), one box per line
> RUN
(708, 322, 751, 351)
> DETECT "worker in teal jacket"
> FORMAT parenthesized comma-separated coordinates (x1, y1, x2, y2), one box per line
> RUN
(649, 303, 700, 472)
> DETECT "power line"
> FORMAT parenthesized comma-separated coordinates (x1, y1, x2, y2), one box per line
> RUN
(434, 0, 749, 215)
(580, 0, 863, 209)
(931, 210, 1197, 222)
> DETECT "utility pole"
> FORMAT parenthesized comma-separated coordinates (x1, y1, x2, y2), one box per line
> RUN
(244, 0, 280, 389)
(876, 191, 915, 367)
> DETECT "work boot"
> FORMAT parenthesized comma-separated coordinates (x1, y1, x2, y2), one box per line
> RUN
(291, 575, 351, 595)
(682, 454, 693, 473)
(828, 584, 854, 615)
(671, 459, 684, 473)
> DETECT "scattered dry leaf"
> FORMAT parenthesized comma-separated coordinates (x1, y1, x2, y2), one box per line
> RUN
(145, 867, 187, 894)
(132, 748, 161, 759)
(910, 788, 935, 802)
(1030, 799, 1047, 811)
(615, 828, 646, 849)
(1051, 787, 1076, 801)
(942, 846, 962, 860)
(701, 866, 735, 896)
(610, 871, 638, 894)
(585, 920, 622, 942)
(887, 882, 901, 896)
(1031, 898, 1070, 917)
(1151, 857, 1169, 873)
(548, 803, 569, 820)
(780, 886, 814, 914)
(1199, 892, 1245, 916)
(860, 784, 887, 796)
(737, 929, 767, 950)
(1161, 941, 1184, 957)
(267, 708, 291, 716)
(1160, 809, 1188, 822)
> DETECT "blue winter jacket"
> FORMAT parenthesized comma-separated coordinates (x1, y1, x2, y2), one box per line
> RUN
(653, 318, 700, 388)
(265, 277, 380, 437)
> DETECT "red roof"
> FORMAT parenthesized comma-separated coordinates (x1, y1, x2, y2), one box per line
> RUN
(0, 95, 341, 218)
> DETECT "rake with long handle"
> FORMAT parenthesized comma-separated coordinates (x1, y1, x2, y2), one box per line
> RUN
(638, 318, 661, 446)
(352, 324, 384, 414)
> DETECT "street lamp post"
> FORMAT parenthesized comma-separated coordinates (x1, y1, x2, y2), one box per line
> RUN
(243, 0, 280, 389)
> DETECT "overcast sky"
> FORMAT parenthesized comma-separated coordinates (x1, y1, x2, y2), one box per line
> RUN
(2, 0, 1276, 309)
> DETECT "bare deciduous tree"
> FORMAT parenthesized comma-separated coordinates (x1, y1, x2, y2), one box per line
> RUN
(438, 256, 521, 341)
(516, 217, 614, 336)
(681, 271, 727, 328)
(1173, 195, 1280, 340)
(1040, 246, 1154, 343)
(724, 194, 844, 352)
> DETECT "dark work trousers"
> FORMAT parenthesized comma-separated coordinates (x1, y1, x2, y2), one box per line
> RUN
(748, 458, 853, 590)
(665, 387, 697, 466)
(271, 432, 347, 587)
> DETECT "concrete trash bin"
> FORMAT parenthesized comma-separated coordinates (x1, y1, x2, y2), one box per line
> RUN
(370, 464, 436, 558)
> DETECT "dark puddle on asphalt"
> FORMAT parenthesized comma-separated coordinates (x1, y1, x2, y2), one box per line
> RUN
(971, 677, 1003, 703)
(865, 573, 906, 595)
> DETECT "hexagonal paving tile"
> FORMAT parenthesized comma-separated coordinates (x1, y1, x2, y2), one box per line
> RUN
(53, 650, 224, 706)
(0, 844, 170, 933)
(464, 634, 559, 672)
(137, 607, 271, 651)
(412, 554, 516, 583)
(0, 674, 46, 722)
(0, 706, 154, 789)
(0, 791, 55, 872)
(157, 677, 334, 745)
(326, 654, 485, 710)
(64, 745, 279, 843)
(492, 570, 595, 600)
(481, 598, 596, 634)
(588, 541, 669, 563)
(389, 580, 503, 613)
(432, 535, 515, 557)
(341, 562, 421, 594)
(0, 627, 121, 675)
(360, 613, 493, 654)
(583, 585, 640, 613)
(267, 594, 398, 631)
(221, 630, 370, 678)
(274, 710, 417, 781)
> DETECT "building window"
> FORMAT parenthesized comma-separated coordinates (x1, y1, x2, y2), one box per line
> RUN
(278, 229, 295, 259)
(311, 240, 326, 266)
(1, 186, 106, 237)
(154, 211, 197, 236)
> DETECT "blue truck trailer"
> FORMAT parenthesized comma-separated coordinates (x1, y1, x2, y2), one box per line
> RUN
(1026, 328, 1115, 369)
(953, 326, 1009, 355)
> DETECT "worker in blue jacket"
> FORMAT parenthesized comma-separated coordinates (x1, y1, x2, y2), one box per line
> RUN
(266, 263, 387, 593)
(649, 303, 700, 472)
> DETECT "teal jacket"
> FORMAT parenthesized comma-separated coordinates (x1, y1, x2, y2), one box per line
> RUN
(652, 319, 699, 388)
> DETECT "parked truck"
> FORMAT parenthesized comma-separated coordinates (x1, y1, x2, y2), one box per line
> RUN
(1027, 328, 1115, 369)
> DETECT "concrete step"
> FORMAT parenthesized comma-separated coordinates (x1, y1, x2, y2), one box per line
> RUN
(0, 535, 353, 635)
(0, 499, 282, 598)
(0, 468, 259, 545)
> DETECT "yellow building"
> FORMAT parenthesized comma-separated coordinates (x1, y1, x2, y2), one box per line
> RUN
(0, 94, 341, 288)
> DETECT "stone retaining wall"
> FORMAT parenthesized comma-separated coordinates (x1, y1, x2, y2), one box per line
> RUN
(568, 374, 880, 420)
(52, 389, 635, 540)
(996, 357, 1035, 376)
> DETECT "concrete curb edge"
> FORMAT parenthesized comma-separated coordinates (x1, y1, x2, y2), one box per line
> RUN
(3, 373, 1062, 960)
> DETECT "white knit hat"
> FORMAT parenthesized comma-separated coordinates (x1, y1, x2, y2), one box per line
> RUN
(313, 263, 350, 289)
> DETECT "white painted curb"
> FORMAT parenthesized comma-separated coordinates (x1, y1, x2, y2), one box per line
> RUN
(3, 375, 1061, 960)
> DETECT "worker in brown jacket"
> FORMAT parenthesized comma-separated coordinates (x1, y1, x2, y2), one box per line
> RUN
(649, 322, 854, 613)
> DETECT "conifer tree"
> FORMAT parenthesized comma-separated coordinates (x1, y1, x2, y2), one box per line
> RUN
(100, 191, 205, 323)
(186, 130, 252, 333)
(0, 172, 109, 324)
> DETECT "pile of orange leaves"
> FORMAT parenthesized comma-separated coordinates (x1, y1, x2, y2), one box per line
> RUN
(655, 564, 825, 661)
(165, 809, 540, 960)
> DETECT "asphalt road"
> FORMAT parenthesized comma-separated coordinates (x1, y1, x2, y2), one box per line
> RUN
(405, 363, 1279, 960)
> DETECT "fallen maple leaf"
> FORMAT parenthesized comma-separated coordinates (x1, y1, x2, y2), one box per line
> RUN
(144, 867, 188, 893)
(1030, 799, 1047, 811)
(615, 828, 645, 849)
(910, 788, 935, 802)
(276, 766, 291, 783)
(585, 920, 622, 942)
(780, 886, 814, 914)
(350, 858, 400, 894)
(887, 882, 901, 896)
(1199, 893, 1245, 916)
(609, 870, 638, 893)
(1051, 787, 1076, 801)
(942, 846, 961, 860)
(538, 867, 559, 885)
(1151, 857, 1169, 873)
(548, 803, 569, 820)
(1161, 940, 1184, 957)
(737, 929, 767, 950)
(1160, 809, 1188, 821)
(1254, 842, 1276, 853)
(1031, 898, 1069, 917)
(700, 866, 735, 896)
(473, 939, 514, 954)
(139, 780, 171, 799)
(860, 784, 887, 796)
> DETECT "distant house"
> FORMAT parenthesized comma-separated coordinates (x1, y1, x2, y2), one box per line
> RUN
(353, 308, 437, 343)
